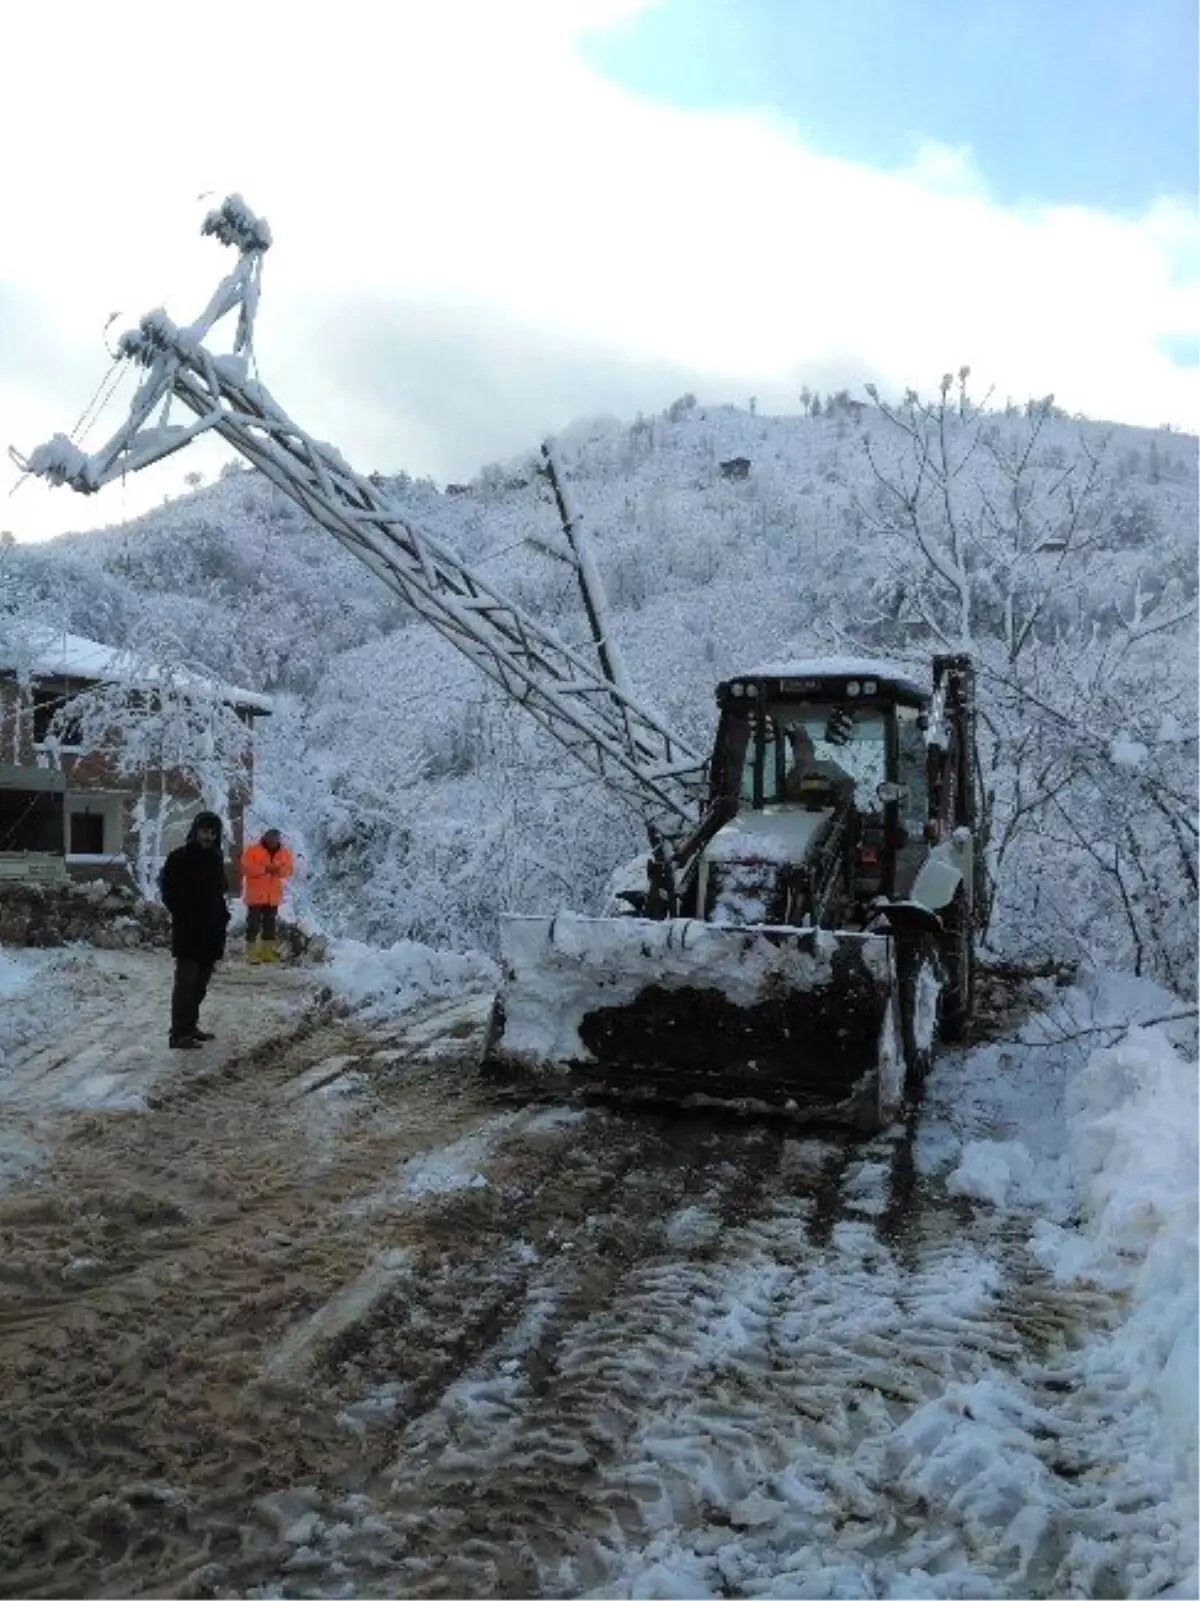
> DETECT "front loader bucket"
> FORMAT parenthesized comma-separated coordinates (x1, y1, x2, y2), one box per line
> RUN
(486, 913, 904, 1128)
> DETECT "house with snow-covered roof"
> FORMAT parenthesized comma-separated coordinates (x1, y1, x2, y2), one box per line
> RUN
(0, 628, 272, 888)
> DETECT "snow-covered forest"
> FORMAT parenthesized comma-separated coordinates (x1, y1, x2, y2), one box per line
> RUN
(4, 384, 1197, 994)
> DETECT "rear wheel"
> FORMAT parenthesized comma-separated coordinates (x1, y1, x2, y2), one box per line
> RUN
(939, 887, 974, 1042)
(897, 935, 943, 1094)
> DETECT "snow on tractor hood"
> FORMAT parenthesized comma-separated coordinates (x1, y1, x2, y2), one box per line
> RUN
(702, 804, 836, 867)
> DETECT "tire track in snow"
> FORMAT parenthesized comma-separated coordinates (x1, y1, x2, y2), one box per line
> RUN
(225, 1120, 879, 1595)
(0, 965, 1180, 1600)
(233, 1085, 1163, 1601)
(0, 987, 566, 1600)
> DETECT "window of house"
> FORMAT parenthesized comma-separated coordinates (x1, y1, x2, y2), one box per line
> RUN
(32, 686, 83, 748)
(69, 809, 106, 855)
(0, 789, 65, 853)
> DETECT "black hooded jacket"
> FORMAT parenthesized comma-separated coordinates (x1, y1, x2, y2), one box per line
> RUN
(159, 811, 231, 962)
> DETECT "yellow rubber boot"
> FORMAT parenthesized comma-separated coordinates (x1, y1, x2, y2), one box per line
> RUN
(259, 937, 279, 964)
(246, 941, 261, 964)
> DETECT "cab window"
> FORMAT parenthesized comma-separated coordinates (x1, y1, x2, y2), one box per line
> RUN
(895, 704, 929, 837)
(723, 704, 889, 806)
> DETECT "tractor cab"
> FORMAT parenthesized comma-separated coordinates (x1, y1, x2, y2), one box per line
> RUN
(701, 658, 932, 922)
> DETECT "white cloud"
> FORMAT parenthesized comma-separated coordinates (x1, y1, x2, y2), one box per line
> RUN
(2, 0, 1195, 541)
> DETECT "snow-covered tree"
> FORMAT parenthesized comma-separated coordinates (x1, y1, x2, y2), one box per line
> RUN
(852, 372, 1198, 991)
(45, 658, 253, 895)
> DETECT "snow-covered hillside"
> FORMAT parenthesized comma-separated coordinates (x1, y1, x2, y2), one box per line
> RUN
(8, 466, 405, 694)
(5, 390, 1197, 987)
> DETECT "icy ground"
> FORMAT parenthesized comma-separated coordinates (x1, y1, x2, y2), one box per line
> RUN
(0, 943, 312, 1195)
(0, 946, 1194, 1599)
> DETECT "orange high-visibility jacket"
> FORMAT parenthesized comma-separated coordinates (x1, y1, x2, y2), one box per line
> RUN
(242, 841, 294, 907)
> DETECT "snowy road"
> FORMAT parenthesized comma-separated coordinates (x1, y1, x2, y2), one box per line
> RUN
(0, 955, 1191, 1599)
(0, 947, 316, 1221)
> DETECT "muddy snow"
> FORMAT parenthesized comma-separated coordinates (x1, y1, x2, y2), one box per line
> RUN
(0, 950, 1193, 1599)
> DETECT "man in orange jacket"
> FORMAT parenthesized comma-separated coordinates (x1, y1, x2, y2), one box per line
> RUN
(242, 827, 293, 964)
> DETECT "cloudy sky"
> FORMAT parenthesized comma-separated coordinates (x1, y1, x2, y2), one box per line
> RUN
(2, 0, 1196, 543)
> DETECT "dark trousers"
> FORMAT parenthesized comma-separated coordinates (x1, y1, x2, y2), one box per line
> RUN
(245, 904, 279, 942)
(171, 958, 214, 1040)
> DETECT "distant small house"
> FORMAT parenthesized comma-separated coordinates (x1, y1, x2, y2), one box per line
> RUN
(445, 483, 472, 497)
(0, 630, 271, 888)
(719, 457, 752, 481)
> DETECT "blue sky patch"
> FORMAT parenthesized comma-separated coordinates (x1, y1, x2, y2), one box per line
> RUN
(580, 0, 1198, 213)
(1158, 331, 1199, 368)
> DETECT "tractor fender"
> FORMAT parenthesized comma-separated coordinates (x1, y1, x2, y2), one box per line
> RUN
(910, 828, 972, 914)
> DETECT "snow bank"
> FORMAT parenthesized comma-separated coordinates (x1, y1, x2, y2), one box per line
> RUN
(946, 1138, 1040, 1208)
(934, 969, 1196, 1209)
(323, 936, 498, 1022)
(0, 947, 64, 1064)
(1, 946, 113, 1190)
(1063, 1027, 1198, 1490)
(923, 974, 1197, 1590)
(883, 1375, 1063, 1588)
(0, 950, 34, 1044)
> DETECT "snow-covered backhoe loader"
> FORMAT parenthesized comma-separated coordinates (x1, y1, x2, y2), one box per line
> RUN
(12, 196, 979, 1131)
(489, 654, 980, 1127)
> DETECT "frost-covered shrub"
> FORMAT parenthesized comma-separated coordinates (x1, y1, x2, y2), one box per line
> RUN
(1105, 495, 1159, 549)
(854, 377, 1197, 992)
(665, 393, 698, 423)
(418, 701, 489, 782)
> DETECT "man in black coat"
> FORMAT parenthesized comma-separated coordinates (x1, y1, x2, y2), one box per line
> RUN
(159, 809, 231, 1049)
